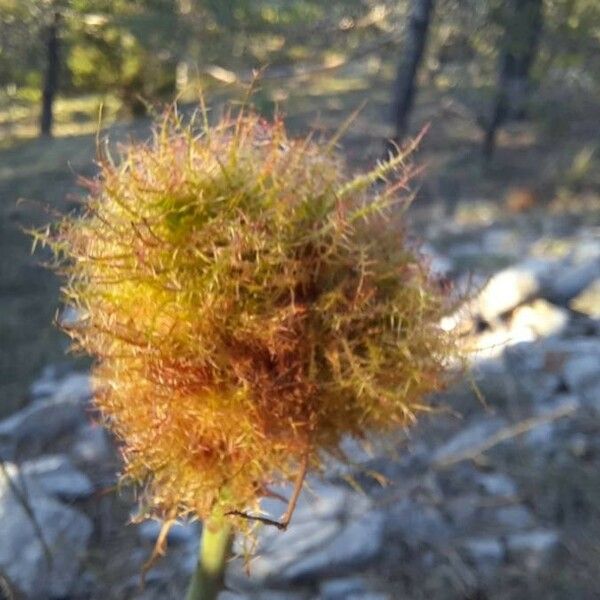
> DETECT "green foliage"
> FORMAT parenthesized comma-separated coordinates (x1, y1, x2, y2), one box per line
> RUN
(65, 1, 182, 114)
(3, 0, 600, 121)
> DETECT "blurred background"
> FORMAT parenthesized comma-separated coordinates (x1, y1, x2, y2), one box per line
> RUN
(0, 1, 599, 599)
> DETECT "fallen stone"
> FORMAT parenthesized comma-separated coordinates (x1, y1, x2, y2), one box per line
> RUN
(525, 394, 580, 452)
(420, 244, 454, 278)
(242, 591, 307, 600)
(52, 372, 92, 404)
(446, 241, 482, 261)
(542, 337, 600, 358)
(571, 233, 600, 263)
(71, 423, 113, 465)
(278, 511, 385, 584)
(476, 472, 518, 498)
(29, 378, 58, 401)
(476, 259, 557, 322)
(347, 594, 390, 600)
(58, 306, 80, 328)
(481, 228, 524, 257)
(470, 326, 536, 365)
(245, 519, 341, 583)
(568, 433, 590, 458)
(563, 355, 600, 395)
(506, 529, 559, 570)
(462, 537, 504, 571)
(510, 299, 570, 337)
(503, 341, 562, 404)
(545, 260, 599, 305)
(570, 277, 600, 318)
(0, 391, 88, 459)
(504, 340, 546, 372)
(319, 576, 368, 600)
(259, 481, 350, 527)
(493, 505, 534, 530)
(29, 365, 75, 400)
(386, 499, 450, 548)
(445, 494, 481, 525)
(0, 463, 92, 599)
(21, 454, 94, 500)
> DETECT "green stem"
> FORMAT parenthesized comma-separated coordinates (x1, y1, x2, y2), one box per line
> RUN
(185, 516, 233, 600)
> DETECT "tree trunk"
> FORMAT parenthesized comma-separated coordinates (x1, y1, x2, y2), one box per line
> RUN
(389, 0, 435, 151)
(483, 0, 543, 159)
(40, 11, 60, 137)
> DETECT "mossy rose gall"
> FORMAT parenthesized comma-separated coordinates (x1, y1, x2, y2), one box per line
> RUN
(41, 106, 458, 534)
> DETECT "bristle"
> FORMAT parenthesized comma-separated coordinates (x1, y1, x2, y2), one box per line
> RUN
(41, 107, 459, 529)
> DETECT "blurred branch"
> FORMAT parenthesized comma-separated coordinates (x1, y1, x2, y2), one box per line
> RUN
(434, 400, 578, 468)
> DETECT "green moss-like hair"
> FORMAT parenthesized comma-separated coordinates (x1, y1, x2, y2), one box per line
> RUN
(43, 106, 457, 527)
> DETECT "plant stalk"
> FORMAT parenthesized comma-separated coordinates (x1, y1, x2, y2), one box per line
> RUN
(185, 516, 233, 600)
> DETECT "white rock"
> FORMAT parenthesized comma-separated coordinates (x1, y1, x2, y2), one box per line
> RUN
(570, 234, 600, 263)
(246, 519, 341, 583)
(21, 454, 93, 500)
(542, 337, 600, 357)
(570, 277, 600, 317)
(506, 529, 559, 570)
(29, 378, 58, 400)
(259, 481, 350, 528)
(560, 354, 600, 410)
(470, 326, 536, 364)
(462, 537, 504, 569)
(494, 506, 534, 530)
(53, 373, 92, 404)
(482, 228, 523, 257)
(445, 494, 481, 524)
(563, 355, 600, 392)
(0, 392, 88, 459)
(251, 592, 307, 600)
(510, 299, 570, 337)
(278, 511, 385, 583)
(420, 244, 454, 277)
(477, 259, 558, 322)
(29, 365, 69, 399)
(568, 433, 589, 457)
(58, 306, 80, 328)
(347, 594, 390, 600)
(447, 242, 482, 260)
(319, 576, 368, 600)
(71, 423, 113, 464)
(503, 342, 563, 403)
(0, 464, 92, 599)
(387, 499, 450, 547)
(545, 260, 599, 305)
(476, 473, 518, 497)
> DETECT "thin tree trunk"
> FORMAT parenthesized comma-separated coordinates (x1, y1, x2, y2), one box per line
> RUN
(483, 0, 543, 159)
(389, 0, 435, 151)
(40, 11, 60, 137)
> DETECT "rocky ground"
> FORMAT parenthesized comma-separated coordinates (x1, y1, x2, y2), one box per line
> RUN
(0, 199, 598, 600)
